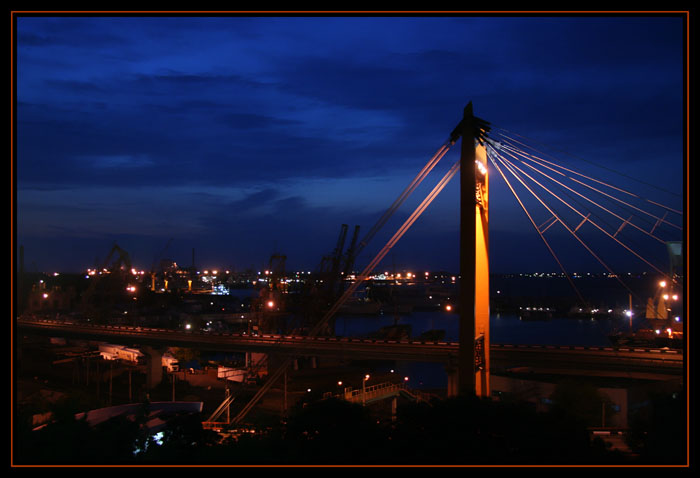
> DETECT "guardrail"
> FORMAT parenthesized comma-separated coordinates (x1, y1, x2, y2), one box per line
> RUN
(16, 316, 684, 359)
(323, 381, 433, 405)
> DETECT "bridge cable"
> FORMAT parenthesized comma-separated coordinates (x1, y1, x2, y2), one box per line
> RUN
(356, 140, 453, 255)
(233, 158, 462, 425)
(497, 142, 671, 244)
(490, 141, 674, 279)
(493, 141, 679, 275)
(492, 147, 672, 281)
(486, 145, 589, 307)
(239, 141, 454, 387)
(488, 147, 643, 299)
(491, 126, 683, 200)
(489, 145, 681, 319)
(494, 137, 682, 230)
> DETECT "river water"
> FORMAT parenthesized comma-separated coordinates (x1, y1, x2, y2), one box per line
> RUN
(334, 309, 629, 346)
(332, 310, 634, 390)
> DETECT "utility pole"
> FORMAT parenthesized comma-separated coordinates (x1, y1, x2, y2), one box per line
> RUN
(109, 361, 113, 405)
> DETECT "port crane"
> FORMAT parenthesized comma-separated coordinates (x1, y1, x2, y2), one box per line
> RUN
(81, 243, 135, 322)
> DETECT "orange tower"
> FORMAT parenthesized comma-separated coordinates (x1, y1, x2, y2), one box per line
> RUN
(456, 102, 491, 398)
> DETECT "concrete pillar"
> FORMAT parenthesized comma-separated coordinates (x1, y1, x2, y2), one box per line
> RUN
(446, 365, 460, 398)
(457, 102, 490, 399)
(142, 345, 164, 389)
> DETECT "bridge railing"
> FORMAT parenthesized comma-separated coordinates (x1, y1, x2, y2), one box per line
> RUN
(323, 381, 433, 405)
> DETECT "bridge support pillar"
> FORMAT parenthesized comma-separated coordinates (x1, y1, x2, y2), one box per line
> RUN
(446, 364, 460, 398)
(142, 345, 165, 390)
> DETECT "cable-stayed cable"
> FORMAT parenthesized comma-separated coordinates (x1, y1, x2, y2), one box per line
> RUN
(489, 148, 644, 298)
(491, 126, 682, 199)
(499, 143, 671, 245)
(357, 141, 452, 255)
(495, 138, 682, 231)
(487, 145, 588, 306)
(495, 149, 670, 280)
(233, 157, 461, 425)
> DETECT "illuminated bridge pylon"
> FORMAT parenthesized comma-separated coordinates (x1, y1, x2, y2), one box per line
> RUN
(449, 102, 491, 399)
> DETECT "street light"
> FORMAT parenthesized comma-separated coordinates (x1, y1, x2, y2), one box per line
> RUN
(362, 374, 370, 405)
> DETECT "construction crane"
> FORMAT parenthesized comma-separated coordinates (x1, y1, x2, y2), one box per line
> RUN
(150, 238, 174, 291)
(81, 243, 135, 322)
(267, 252, 287, 291)
(100, 243, 132, 273)
(339, 225, 361, 297)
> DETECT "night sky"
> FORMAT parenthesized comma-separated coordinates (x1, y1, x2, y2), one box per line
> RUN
(14, 14, 685, 275)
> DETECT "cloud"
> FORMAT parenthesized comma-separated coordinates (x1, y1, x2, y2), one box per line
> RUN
(82, 154, 155, 169)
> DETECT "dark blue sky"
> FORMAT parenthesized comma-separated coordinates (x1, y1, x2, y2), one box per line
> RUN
(14, 14, 686, 275)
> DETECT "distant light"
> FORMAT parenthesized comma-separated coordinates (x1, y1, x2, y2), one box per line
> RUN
(307, 388, 311, 393)
(672, 294, 678, 301)
(655, 329, 661, 335)
(364, 374, 370, 380)
(53, 272, 59, 277)
(404, 376, 409, 382)
(659, 280, 667, 288)
(337, 381, 343, 386)
(267, 301, 275, 308)
(445, 304, 452, 312)
(625, 310, 633, 317)
(42, 293, 49, 299)
(185, 324, 192, 330)
(663, 294, 669, 300)
(675, 317, 681, 322)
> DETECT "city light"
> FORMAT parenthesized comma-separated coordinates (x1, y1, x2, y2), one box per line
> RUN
(267, 301, 275, 309)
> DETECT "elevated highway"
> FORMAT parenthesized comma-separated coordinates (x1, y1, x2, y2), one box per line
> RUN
(16, 317, 683, 379)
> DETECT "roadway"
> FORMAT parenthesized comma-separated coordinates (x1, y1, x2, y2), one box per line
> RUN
(15, 317, 683, 378)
